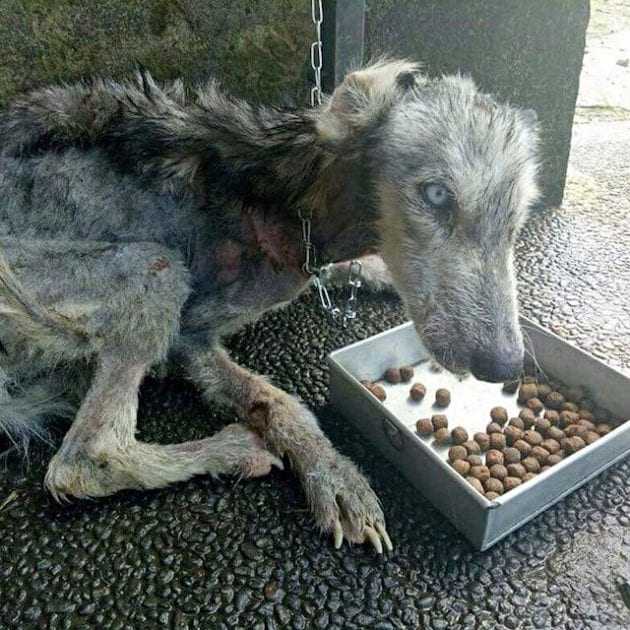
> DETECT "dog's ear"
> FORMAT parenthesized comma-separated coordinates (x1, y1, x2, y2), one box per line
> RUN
(317, 59, 422, 144)
(520, 108, 538, 129)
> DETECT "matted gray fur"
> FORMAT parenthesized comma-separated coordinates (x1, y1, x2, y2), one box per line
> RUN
(0, 59, 539, 552)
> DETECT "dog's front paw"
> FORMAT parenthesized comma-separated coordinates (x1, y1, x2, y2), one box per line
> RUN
(302, 454, 392, 553)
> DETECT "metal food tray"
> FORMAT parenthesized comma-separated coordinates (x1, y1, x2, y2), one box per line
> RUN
(328, 316, 630, 550)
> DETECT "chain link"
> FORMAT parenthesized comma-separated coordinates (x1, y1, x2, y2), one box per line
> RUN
(310, 0, 323, 107)
(303, 0, 361, 324)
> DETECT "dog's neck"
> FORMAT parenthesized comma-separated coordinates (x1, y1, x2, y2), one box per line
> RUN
(303, 157, 380, 265)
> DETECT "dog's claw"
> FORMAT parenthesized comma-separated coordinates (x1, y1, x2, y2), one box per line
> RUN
(333, 520, 344, 549)
(376, 522, 393, 551)
(364, 525, 383, 554)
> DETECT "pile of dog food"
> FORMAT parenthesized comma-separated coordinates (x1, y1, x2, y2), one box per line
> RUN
(361, 367, 618, 500)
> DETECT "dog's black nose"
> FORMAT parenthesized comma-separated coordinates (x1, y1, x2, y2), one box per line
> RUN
(470, 347, 523, 383)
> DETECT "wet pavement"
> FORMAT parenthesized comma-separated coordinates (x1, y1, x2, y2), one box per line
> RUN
(2, 10, 630, 628)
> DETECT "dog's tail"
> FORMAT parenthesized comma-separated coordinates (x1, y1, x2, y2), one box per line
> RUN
(0, 379, 74, 458)
(0, 251, 86, 455)
(0, 250, 89, 354)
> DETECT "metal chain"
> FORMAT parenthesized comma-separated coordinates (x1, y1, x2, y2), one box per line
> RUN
(310, 0, 323, 107)
(303, 0, 361, 324)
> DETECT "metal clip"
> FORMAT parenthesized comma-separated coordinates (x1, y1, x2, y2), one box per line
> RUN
(342, 260, 362, 325)
(313, 275, 341, 318)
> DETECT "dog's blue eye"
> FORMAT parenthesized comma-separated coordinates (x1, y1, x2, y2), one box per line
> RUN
(421, 183, 451, 208)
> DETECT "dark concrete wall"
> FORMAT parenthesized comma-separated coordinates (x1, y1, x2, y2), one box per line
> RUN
(365, 0, 590, 207)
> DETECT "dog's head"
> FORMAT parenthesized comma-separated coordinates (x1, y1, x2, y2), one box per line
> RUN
(319, 61, 540, 382)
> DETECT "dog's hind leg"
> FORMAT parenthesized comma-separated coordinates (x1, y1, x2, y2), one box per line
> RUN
(185, 347, 392, 552)
(0, 239, 279, 498)
(44, 353, 281, 500)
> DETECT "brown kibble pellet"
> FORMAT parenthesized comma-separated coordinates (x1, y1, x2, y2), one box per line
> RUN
(470, 465, 491, 482)
(596, 423, 612, 436)
(435, 388, 451, 407)
(486, 422, 503, 434)
(578, 409, 594, 422)
(578, 419, 596, 432)
(545, 391, 565, 410)
(451, 426, 469, 445)
(537, 384, 552, 399)
(561, 401, 579, 413)
(489, 464, 508, 480)
(409, 383, 426, 402)
(563, 436, 587, 454)
(522, 456, 541, 473)
(526, 398, 544, 415)
(484, 477, 504, 495)
(504, 426, 523, 446)
(466, 454, 483, 467)
(448, 445, 468, 462)
(547, 426, 565, 441)
(544, 410, 560, 425)
(558, 411, 579, 428)
(522, 472, 538, 482)
(504, 476, 522, 491)
(490, 406, 508, 425)
(523, 430, 543, 446)
(508, 417, 525, 430)
(466, 477, 484, 493)
(507, 463, 526, 478)
(519, 408, 536, 428)
(452, 459, 471, 476)
(534, 418, 551, 434)
(360, 379, 372, 389)
(502, 380, 519, 394)
(513, 439, 532, 457)
(503, 447, 521, 464)
(489, 432, 507, 450)
(583, 431, 600, 445)
(564, 424, 587, 438)
(432, 414, 449, 431)
(485, 491, 501, 500)
(433, 427, 451, 445)
(530, 446, 550, 463)
(541, 465, 551, 472)
(463, 440, 482, 456)
(485, 449, 504, 467)
(399, 366, 414, 382)
(547, 453, 563, 465)
(541, 438, 561, 454)
(518, 383, 538, 404)
(369, 385, 387, 401)
(384, 368, 401, 384)
(473, 433, 490, 451)
(416, 418, 434, 435)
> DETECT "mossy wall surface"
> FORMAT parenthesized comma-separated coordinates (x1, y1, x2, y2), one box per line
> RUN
(0, 0, 312, 107)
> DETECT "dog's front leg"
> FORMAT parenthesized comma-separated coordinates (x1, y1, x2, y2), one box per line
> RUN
(187, 347, 392, 552)
(325, 255, 395, 293)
